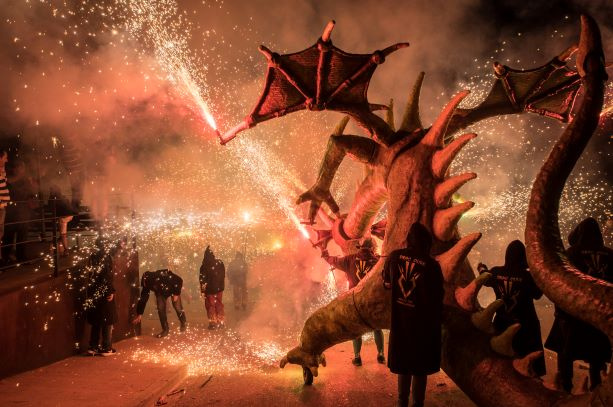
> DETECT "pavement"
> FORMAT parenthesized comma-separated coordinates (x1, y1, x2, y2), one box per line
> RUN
(0, 293, 596, 407)
(0, 334, 187, 407)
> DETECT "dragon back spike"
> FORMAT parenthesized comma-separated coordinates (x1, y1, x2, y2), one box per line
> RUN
(400, 71, 425, 133)
(321, 20, 335, 42)
(386, 98, 395, 131)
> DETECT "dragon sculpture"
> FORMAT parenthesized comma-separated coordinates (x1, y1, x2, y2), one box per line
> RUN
(221, 15, 610, 407)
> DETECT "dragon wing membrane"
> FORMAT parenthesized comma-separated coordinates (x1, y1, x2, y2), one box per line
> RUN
(219, 20, 409, 144)
(447, 54, 582, 135)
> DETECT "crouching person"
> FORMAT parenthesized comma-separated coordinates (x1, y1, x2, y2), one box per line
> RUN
(85, 241, 119, 356)
(383, 223, 444, 407)
(132, 269, 187, 338)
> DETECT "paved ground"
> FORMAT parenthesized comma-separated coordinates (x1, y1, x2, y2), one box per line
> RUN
(0, 335, 186, 407)
(0, 293, 597, 407)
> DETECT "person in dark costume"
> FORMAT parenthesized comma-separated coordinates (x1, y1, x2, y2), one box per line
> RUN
(227, 251, 249, 310)
(478, 240, 546, 377)
(132, 268, 187, 338)
(85, 240, 119, 356)
(545, 217, 612, 392)
(322, 238, 385, 366)
(383, 223, 443, 407)
(199, 246, 226, 329)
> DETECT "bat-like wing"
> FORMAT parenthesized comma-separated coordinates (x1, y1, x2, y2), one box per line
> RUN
(220, 21, 408, 144)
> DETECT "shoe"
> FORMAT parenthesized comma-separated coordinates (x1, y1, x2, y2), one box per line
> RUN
(156, 330, 169, 338)
(86, 347, 99, 356)
(207, 322, 217, 330)
(97, 348, 117, 356)
(217, 321, 225, 329)
(351, 356, 362, 366)
(180, 323, 187, 332)
(377, 353, 385, 364)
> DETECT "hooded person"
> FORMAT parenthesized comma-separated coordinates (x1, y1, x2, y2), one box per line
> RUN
(322, 237, 385, 366)
(132, 266, 187, 338)
(545, 217, 612, 392)
(480, 240, 546, 377)
(382, 223, 443, 407)
(199, 246, 226, 329)
(227, 251, 248, 310)
(85, 239, 120, 356)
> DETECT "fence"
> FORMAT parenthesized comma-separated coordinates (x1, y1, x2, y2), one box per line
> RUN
(0, 193, 132, 276)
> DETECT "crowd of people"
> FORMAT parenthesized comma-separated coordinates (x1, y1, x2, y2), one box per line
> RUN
(78, 213, 610, 406)
(378, 218, 611, 407)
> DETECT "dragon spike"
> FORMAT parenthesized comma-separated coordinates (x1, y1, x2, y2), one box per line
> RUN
(471, 299, 503, 334)
(421, 90, 470, 147)
(321, 20, 335, 42)
(434, 172, 477, 208)
(490, 323, 521, 358)
(432, 201, 474, 241)
(431, 133, 477, 178)
(399, 71, 425, 133)
(512, 351, 544, 378)
(333, 116, 350, 136)
(436, 232, 482, 283)
(386, 98, 395, 131)
(455, 272, 490, 311)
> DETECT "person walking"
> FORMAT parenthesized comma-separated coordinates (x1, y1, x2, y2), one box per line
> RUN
(383, 223, 444, 407)
(322, 238, 385, 366)
(199, 246, 226, 329)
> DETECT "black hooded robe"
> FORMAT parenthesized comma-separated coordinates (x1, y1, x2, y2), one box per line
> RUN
(199, 248, 225, 295)
(382, 226, 443, 376)
(545, 218, 612, 364)
(485, 240, 545, 376)
(86, 250, 118, 326)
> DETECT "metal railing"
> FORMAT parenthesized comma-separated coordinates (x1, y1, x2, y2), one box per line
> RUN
(0, 197, 98, 276)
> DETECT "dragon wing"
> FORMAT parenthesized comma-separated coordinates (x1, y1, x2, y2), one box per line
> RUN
(220, 21, 408, 144)
(446, 46, 582, 136)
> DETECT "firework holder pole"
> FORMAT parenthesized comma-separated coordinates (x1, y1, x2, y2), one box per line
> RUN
(52, 198, 59, 277)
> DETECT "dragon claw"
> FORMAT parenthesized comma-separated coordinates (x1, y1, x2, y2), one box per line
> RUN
(280, 346, 323, 374)
(297, 186, 339, 224)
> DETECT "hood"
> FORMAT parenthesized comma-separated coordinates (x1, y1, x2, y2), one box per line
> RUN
(568, 217, 604, 249)
(406, 222, 432, 255)
(504, 240, 528, 270)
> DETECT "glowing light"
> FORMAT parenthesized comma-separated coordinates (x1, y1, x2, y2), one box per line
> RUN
(242, 211, 252, 223)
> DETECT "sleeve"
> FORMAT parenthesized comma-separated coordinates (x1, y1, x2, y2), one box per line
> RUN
(199, 264, 207, 285)
(136, 285, 150, 315)
(325, 255, 351, 272)
(382, 255, 392, 289)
